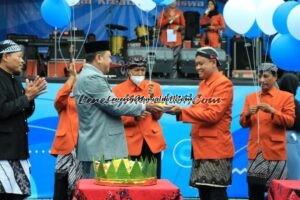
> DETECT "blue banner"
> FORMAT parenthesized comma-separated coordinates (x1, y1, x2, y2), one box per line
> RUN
(27, 83, 300, 198)
(0, 0, 207, 41)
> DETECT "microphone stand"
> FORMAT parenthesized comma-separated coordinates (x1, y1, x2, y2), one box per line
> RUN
(54, 27, 57, 77)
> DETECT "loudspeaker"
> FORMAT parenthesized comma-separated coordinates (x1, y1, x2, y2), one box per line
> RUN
(127, 47, 173, 74)
(231, 37, 261, 70)
(183, 11, 200, 40)
(6, 33, 37, 43)
(26, 46, 39, 59)
(180, 48, 197, 74)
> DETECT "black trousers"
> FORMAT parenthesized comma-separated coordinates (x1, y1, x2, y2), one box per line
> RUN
(197, 185, 228, 200)
(0, 194, 28, 200)
(53, 171, 69, 200)
(248, 183, 266, 200)
(130, 140, 161, 179)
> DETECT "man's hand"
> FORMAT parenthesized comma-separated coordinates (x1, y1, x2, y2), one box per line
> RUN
(145, 103, 163, 115)
(258, 103, 275, 114)
(148, 83, 154, 98)
(246, 105, 258, 117)
(208, 25, 216, 31)
(67, 62, 77, 78)
(166, 105, 182, 115)
(169, 15, 179, 24)
(136, 111, 151, 121)
(25, 76, 47, 101)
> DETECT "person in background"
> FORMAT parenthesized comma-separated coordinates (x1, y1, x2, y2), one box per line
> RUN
(240, 63, 295, 200)
(200, 0, 225, 48)
(51, 63, 82, 200)
(168, 47, 234, 200)
(113, 56, 166, 178)
(157, 0, 185, 79)
(74, 41, 162, 178)
(278, 73, 300, 179)
(87, 33, 96, 43)
(0, 40, 47, 200)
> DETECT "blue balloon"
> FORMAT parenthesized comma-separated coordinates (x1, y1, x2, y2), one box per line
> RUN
(153, 0, 164, 4)
(160, 0, 175, 6)
(270, 34, 300, 71)
(41, 0, 71, 28)
(273, 1, 298, 34)
(245, 21, 262, 38)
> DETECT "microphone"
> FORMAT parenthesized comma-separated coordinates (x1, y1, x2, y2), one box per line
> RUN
(204, 8, 210, 15)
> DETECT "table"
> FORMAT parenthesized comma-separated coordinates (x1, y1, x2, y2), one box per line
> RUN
(268, 180, 300, 200)
(73, 179, 182, 200)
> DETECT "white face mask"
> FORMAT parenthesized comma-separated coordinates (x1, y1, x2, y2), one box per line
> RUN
(130, 75, 145, 86)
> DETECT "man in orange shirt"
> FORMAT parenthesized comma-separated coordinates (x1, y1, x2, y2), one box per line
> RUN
(168, 47, 234, 200)
(157, 1, 185, 78)
(51, 63, 82, 200)
(113, 56, 166, 178)
(240, 63, 295, 200)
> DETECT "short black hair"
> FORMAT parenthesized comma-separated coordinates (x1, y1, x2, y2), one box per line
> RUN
(87, 33, 96, 37)
(85, 51, 106, 63)
(87, 33, 96, 42)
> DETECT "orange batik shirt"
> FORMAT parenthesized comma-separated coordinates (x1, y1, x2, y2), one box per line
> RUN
(179, 71, 235, 160)
(240, 87, 295, 161)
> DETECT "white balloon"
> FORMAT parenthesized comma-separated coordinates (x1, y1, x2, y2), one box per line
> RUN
(130, 0, 156, 12)
(252, 0, 261, 6)
(287, 4, 300, 40)
(223, 0, 256, 34)
(65, 0, 80, 6)
(256, 0, 284, 35)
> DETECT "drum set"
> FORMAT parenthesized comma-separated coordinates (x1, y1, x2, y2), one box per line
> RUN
(106, 24, 128, 57)
(135, 25, 159, 47)
(105, 23, 161, 78)
(106, 23, 160, 57)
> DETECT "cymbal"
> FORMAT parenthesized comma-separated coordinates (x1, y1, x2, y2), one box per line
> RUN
(106, 24, 128, 31)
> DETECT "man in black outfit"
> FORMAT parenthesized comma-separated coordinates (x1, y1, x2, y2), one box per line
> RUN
(0, 40, 47, 200)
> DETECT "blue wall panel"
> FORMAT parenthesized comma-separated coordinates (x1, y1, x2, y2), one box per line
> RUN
(27, 83, 300, 198)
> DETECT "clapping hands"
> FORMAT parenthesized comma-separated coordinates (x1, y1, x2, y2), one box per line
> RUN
(25, 76, 47, 101)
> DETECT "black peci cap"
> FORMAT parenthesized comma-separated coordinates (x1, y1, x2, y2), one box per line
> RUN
(84, 41, 110, 54)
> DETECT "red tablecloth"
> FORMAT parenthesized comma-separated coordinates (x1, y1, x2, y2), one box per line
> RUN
(73, 179, 182, 200)
(268, 180, 300, 200)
